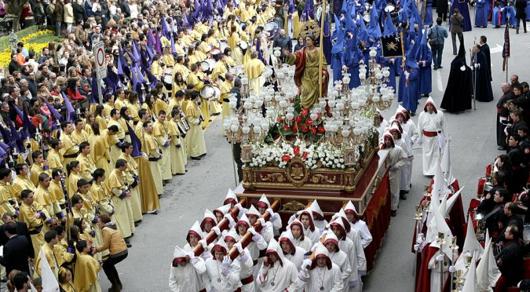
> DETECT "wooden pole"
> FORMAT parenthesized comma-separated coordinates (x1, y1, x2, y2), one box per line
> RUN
(318, 0, 326, 98)
(228, 200, 280, 261)
(400, 31, 405, 70)
(191, 198, 247, 257)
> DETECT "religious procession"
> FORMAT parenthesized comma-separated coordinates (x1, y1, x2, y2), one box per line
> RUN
(0, 0, 529, 289)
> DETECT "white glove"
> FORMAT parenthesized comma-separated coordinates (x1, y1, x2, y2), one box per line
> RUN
(235, 242, 244, 254)
(199, 239, 208, 249)
(252, 232, 264, 243)
(186, 251, 195, 259)
(248, 227, 257, 236)
(221, 256, 231, 276)
(224, 213, 236, 226)
(404, 71, 410, 79)
(302, 259, 312, 270)
(212, 226, 221, 236)
(258, 218, 266, 226)
(298, 268, 310, 279)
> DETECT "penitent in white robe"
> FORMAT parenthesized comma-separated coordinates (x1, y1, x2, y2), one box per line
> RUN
(204, 258, 241, 292)
(168, 258, 206, 292)
(297, 264, 344, 292)
(418, 110, 445, 176)
(256, 259, 298, 292)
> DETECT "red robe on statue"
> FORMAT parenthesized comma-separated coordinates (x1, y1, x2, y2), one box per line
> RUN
(293, 48, 330, 99)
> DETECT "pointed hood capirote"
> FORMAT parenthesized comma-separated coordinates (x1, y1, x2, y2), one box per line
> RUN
(289, 218, 307, 241)
(266, 238, 286, 266)
(344, 200, 358, 214)
(211, 238, 229, 257)
(187, 220, 203, 243)
(309, 200, 324, 219)
(257, 194, 271, 209)
(310, 243, 333, 270)
(424, 96, 438, 113)
(224, 188, 238, 205)
(278, 231, 296, 255)
(200, 209, 217, 230)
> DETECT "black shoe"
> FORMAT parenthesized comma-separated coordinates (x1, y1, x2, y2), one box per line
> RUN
(438, 66, 443, 69)
(400, 191, 407, 200)
(391, 210, 397, 217)
(191, 156, 202, 160)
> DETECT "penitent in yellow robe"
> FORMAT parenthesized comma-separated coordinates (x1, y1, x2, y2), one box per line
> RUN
(119, 152, 143, 222)
(244, 57, 265, 96)
(47, 148, 64, 171)
(143, 132, 164, 196)
(183, 100, 207, 158)
(19, 202, 46, 257)
(136, 154, 160, 213)
(34, 243, 59, 278)
(91, 132, 111, 175)
(219, 79, 234, 123)
(166, 120, 186, 175)
(106, 169, 134, 238)
(73, 252, 102, 292)
(153, 120, 172, 181)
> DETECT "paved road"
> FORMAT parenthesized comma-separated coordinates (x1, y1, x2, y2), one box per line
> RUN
(100, 21, 530, 292)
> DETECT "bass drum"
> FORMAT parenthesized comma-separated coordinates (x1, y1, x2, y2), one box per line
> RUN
(163, 68, 173, 90)
(200, 84, 216, 100)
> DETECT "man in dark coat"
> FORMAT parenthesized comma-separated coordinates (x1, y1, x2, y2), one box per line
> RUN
(437, 0, 449, 21)
(479, 35, 491, 81)
(0, 214, 34, 258)
(515, 0, 527, 33)
(472, 44, 493, 102)
(0, 222, 33, 276)
(441, 43, 472, 112)
(496, 225, 524, 291)
(496, 83, 515, 149)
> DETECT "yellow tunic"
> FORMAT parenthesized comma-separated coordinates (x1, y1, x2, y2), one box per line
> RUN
(60, 133, 79, 166)
(118, 153, 143, 222)
(153, 120, 172, 181)
(92, 132, 111, 175)
(49, 180, 65, 206)
(30, 163, 49, 187)
(136, 154, 160, 213)
(244, 58, 265, 95)
(47, 148, 64, 171)
(77, 154, 97, 181)
(54, 239, 75, 267)
(73, 253, 102, 292)
(167, 120, 186, 175)
(184, 100, 207, 158)
(143, 133, 164, 196)
(35, 243, 59, 278)
(19, 202, 46, 255)
(12, 175, 36, 200)
(66, 172, 81, 198)
(106, 169, 134, 238)
(0, 181, 16, 216)
(71, 129, 89, 145)
(34, 185, 54, 217)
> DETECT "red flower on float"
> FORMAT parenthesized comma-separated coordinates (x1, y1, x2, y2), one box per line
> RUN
(282, 154, 291, 162)
(311, 127, 317, 135)
(301, 125, 309, 133)
(317, 126, 325, 134)
(295, 116, 302, 123)
(293, 146, 300, 156)
(283, 125, 291, 131)
(301, 108, 309, 117)
(302, 151, 309, 160)
(306, 118, 313, 126)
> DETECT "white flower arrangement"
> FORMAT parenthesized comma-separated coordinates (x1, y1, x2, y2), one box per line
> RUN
(316, 143, 346, 169)
(248, 139, 345, 169)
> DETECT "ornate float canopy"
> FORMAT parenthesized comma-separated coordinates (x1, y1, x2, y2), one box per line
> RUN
(224, 47, 394, 191)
